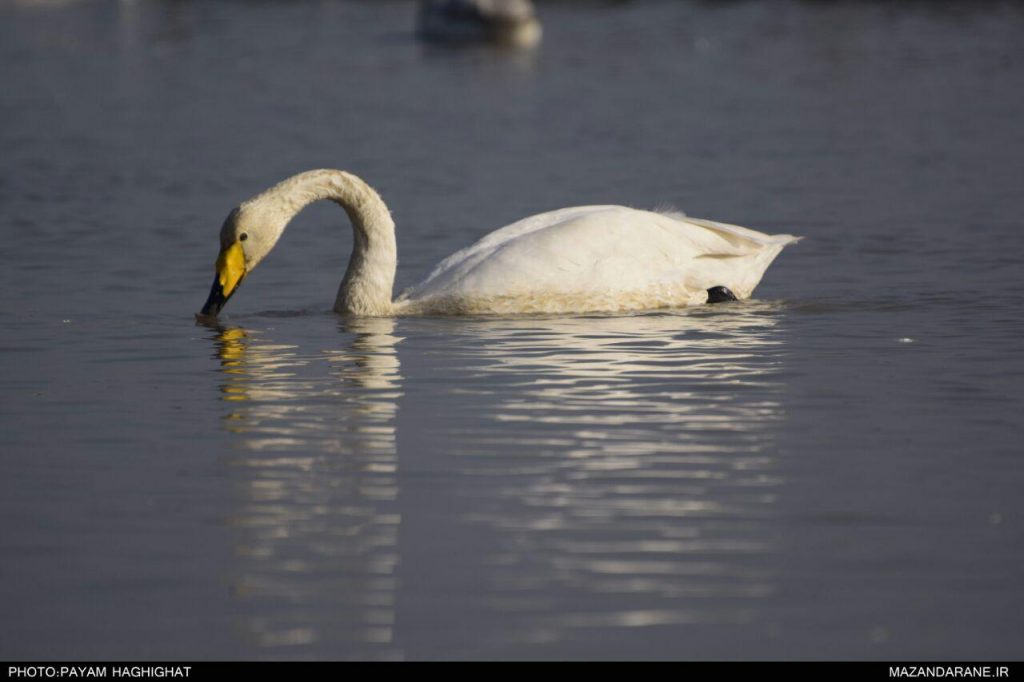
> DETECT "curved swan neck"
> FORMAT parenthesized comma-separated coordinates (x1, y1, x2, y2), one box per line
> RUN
(244, 169, 397, 315)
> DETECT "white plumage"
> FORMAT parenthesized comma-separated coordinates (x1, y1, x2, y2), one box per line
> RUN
(396, 205, 798, 314)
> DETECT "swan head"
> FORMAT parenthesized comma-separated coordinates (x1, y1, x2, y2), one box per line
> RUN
(199, 205, 279, 317)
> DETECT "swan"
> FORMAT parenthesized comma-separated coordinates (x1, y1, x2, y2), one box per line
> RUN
(417, 0, 542, 48)
(198, 169, 800, 318)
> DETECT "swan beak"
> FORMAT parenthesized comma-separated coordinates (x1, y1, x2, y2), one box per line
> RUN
(199, 241, 247, 317)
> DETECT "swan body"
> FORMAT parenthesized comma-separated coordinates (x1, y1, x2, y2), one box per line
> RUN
(417, 0, 542, 48)
(199, 169, 799, 318)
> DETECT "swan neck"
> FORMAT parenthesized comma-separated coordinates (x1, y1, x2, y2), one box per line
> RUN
(248, 169, 397, 316)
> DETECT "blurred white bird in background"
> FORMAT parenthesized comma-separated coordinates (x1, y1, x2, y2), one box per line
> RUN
(417, 0, 543, 48)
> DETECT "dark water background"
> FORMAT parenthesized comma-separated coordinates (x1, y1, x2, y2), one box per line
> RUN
(1, 0, 1023, 660)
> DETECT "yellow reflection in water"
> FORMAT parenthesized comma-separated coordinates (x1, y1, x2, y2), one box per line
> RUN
(209, 318, 403, 658)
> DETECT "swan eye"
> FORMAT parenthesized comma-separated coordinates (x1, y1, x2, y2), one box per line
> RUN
(239, 233, 248, 242)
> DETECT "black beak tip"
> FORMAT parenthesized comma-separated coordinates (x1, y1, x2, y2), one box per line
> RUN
(198, 302, 223, 318)
(199, 276, 228, 318)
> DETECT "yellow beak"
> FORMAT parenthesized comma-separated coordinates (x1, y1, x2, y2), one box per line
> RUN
(199, 241, 246, 317)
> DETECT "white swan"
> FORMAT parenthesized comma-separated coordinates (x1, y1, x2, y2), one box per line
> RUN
(199, 169, 799, 317)
(417, 0, 542, 48)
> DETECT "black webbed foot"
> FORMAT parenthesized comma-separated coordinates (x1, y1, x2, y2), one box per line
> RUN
(706, 286, 738, 304)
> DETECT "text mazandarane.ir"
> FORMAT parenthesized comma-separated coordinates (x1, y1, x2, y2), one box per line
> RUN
(890, 667, 1009, 679)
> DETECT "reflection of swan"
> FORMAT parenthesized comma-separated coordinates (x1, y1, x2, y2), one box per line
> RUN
(199, 170, 799, 318)
(206, 319, 404, 657)
(393, 307, 788, 652)
(417, 0, 542, 48)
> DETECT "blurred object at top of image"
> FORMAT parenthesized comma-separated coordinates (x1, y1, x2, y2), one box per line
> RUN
(417, 0, 542, 48)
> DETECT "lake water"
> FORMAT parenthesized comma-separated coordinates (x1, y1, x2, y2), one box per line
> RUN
(1, 0, 1023, 661)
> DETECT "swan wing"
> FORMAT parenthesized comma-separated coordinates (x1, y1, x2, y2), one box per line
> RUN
(398, 206, 797, 314)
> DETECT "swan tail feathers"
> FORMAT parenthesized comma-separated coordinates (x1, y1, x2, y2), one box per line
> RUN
(684, 217, 800, 248)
